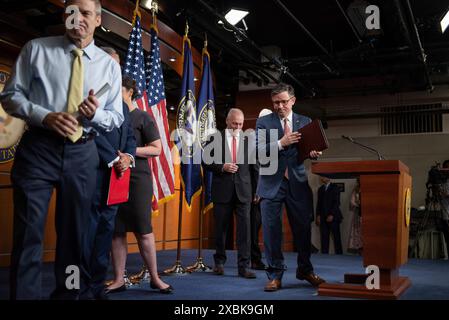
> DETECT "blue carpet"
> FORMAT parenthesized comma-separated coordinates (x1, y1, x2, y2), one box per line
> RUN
(1, 249, 448, 300)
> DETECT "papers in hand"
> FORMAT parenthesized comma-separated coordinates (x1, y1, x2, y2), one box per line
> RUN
(106, 167, 130, 206)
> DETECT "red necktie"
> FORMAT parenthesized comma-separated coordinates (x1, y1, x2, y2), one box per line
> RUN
(284, 118, 291, 135)
(232, 136, 237, 163)
(284, 118, 290, 179)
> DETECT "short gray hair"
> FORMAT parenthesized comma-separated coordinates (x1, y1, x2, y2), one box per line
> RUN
(65, 0, 102, 15)
(226, 108, 244, 120)
(271, 83, 295, 98)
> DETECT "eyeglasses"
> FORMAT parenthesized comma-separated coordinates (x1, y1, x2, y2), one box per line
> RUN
(272, 96, 294, 106)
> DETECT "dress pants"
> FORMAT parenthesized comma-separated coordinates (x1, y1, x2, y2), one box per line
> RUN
(319, 220, 343, 254)
(9, 129, 98, 300)
(260, 178, 314, 280)
(213, 189, 251, 270)
(84, 167, 119, 297)
(250, 202, 263, 263)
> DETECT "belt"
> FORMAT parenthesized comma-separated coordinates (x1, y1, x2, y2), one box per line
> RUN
(65, 132, 96, 144)
(27, 127, 96, 144)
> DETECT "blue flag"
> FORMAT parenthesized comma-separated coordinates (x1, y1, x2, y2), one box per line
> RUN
(196, 46, 216, 213)
(175, 35, 202, 210)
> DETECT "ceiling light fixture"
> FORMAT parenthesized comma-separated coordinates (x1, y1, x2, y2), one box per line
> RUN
(441, 9, 449, 33)
(224, 8, 249, 25)
(218, 8, 249, 26)
(140, 0, 152, 10)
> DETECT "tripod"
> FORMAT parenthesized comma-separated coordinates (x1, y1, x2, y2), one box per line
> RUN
(411, 184, 443, 258)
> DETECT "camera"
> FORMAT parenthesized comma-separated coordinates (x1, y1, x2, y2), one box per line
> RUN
(426, 163, 449, 188)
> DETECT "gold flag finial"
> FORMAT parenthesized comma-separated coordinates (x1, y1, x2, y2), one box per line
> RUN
(185, 21, 189, 37)
(150, 0, 159, 14)
(204, 33, 208, 48)
(132, 0, 141, 24)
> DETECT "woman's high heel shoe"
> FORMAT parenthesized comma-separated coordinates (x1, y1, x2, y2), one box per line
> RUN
(150, 281, 174, 294)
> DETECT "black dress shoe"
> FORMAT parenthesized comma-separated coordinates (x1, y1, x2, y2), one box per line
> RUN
(251, 261, 267, 270)
(95, 290, 110, 300)
(213, 265, 224, 275)
(104, 284, 126, 294)
(150, 281, 174, 294)
(238, 269, 257, 279)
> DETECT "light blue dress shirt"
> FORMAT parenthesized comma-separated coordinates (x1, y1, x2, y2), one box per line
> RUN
(0, 35, 123, 133)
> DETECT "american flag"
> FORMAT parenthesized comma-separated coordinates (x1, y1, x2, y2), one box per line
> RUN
(145, 26, 175, 210)
(124, 15, 175, 211)
(124, 15, 148, 111)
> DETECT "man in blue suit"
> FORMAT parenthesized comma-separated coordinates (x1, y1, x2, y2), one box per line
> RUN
(316, 176, 343, 254)
(84, 47, 136, 299)
(256, 83, 325, 292)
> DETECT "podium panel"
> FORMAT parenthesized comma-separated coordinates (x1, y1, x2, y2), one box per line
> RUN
(312, 160, 412, 299)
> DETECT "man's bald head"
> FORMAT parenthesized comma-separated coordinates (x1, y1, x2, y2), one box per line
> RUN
(226, 108, 244, 133)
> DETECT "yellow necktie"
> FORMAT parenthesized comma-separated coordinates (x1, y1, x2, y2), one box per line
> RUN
(66, 48, 84, 142)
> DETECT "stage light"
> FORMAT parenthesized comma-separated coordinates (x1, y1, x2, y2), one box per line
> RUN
(441, 9, 449, 33)
(218, 8, 249, 26)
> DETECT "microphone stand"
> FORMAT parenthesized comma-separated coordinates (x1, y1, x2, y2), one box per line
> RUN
(342, 136, 385, 160)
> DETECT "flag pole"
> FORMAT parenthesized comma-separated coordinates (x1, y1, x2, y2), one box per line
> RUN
(186, 179, 212, 272)
(164, 21, 192, 276)
(187, 34, 212, 273)
(163, 180, 188, 276)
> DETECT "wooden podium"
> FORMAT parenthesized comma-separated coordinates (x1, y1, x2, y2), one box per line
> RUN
(312, 160, 412, 299)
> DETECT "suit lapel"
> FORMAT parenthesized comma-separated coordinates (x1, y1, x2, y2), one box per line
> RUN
(270, 113, 284, 140)
(292, 113, 301, 132)
(222, 130, 232, 163)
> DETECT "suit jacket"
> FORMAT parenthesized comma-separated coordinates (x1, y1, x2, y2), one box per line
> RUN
(202, 130, 255, 204)
(256, 112, 311, 199)
(316, 183, 343, 222)
(95, 102, 136, 169)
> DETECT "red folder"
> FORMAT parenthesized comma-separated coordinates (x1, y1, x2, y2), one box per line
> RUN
(106, 167, 131, 206)
(297, 119, 329, 162)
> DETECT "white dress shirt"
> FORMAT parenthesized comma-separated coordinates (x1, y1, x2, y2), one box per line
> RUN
(277, 111, 293, 150)
(0, 35, 124, 132)
(225, 129, 240, 159)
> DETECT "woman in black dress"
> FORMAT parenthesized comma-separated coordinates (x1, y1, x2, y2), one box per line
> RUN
(106, 77, 172, 294)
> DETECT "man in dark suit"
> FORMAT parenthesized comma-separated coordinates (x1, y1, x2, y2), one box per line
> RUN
(203, 108, 256, 279)
(256, 83, 325, 292)
(248, 109, 273, 271)
(84, 48, 136, 299)
(316, 176, 343, 254)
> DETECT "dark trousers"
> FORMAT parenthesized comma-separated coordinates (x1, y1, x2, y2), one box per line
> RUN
(9, 129, 98, 300)
(260, 178, 314, 280)
(250, 202, 263, 263)
(85, 168, 119, 296)
(319, 219, 343, 254)
(213, 189, 251, 270)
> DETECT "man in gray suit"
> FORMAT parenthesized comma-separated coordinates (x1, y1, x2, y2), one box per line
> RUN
(256, 83, 325, 291)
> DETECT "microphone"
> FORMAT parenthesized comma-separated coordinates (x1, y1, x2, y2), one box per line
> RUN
(341, 135, 385, 160)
